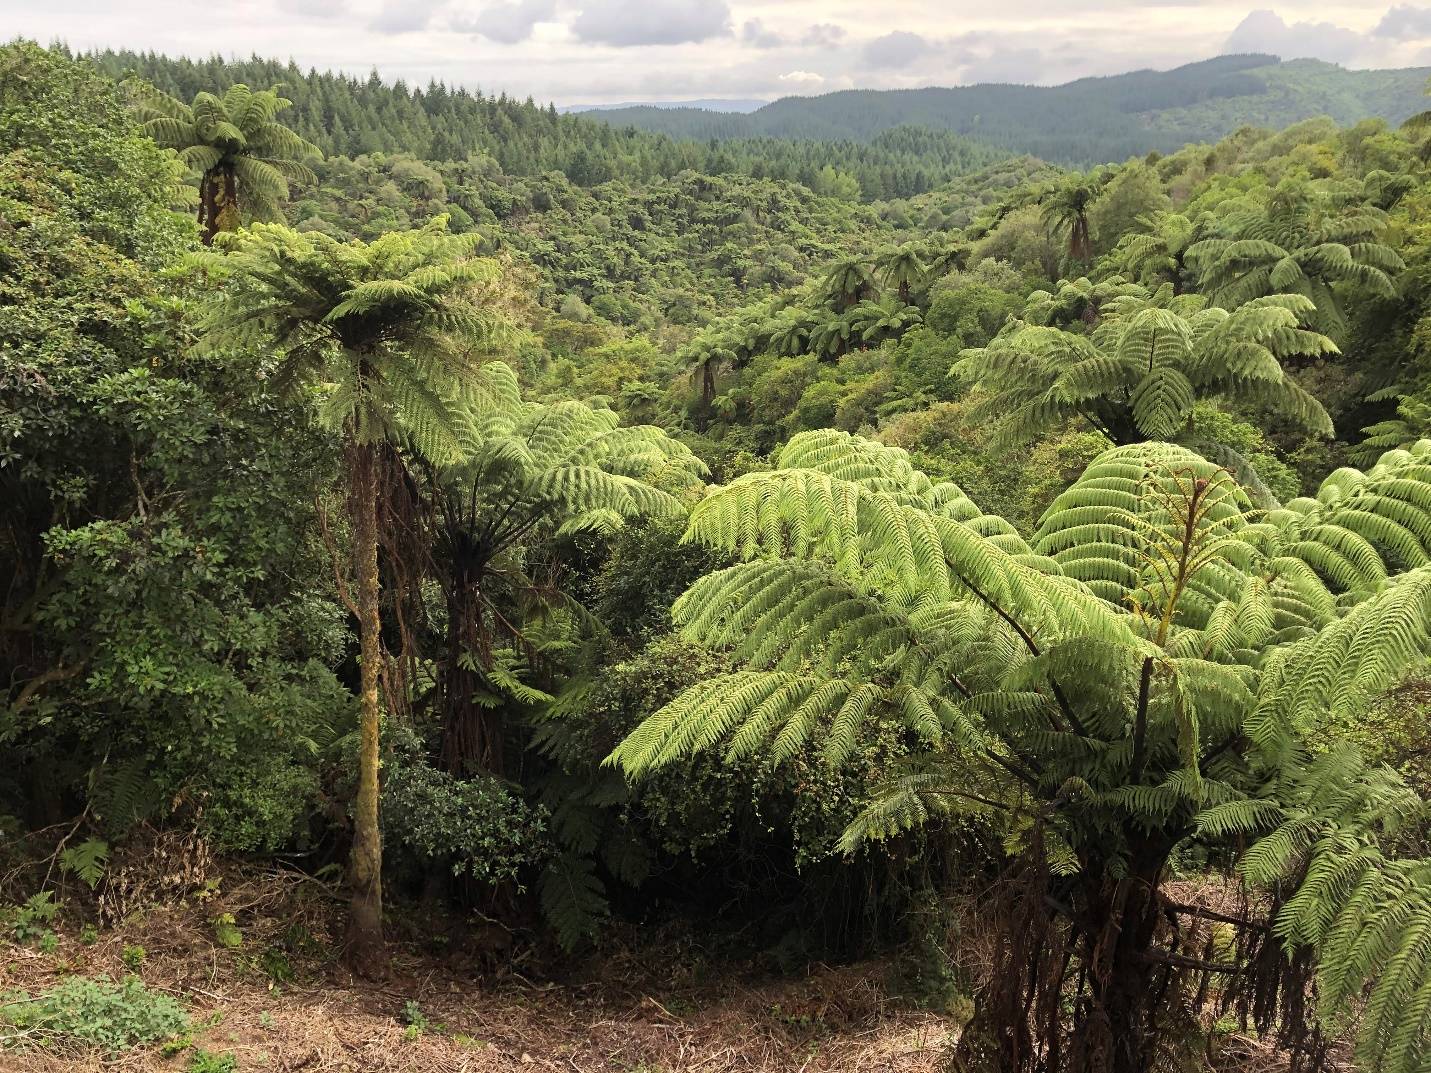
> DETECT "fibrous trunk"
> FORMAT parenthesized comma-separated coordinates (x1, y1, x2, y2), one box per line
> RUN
(198, 164, 239, 245)
(440, 558, 504, 777)
(344, 440, 387, 971)
(958, 834, 1173, 1073)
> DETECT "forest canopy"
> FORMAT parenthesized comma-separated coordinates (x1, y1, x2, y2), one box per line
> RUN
(6, 37, 1431, 1073)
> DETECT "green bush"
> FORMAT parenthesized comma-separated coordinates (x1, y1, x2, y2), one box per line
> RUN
(0, 975, 188, 1053)
(382, 729, 551, 885)
(200, 763, 323, 854)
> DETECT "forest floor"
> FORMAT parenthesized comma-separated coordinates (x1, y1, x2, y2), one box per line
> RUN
(0, 861, 959, 1073)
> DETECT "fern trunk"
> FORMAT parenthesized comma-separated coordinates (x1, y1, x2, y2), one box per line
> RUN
(440, 557, 504, 777)
(198, 163, 238, 246)
(1074, 839, 1169, 1073)
(345, 440, 386, 970)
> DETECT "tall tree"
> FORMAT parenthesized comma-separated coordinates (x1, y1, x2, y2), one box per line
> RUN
(876, 244, 927, 305)
(1040, 176, 1102, 266)
(612, 429, 1431, 1073)
(1109, 211, 1206, 294)
(847, 297, 922, 345)
(820, 256, 876, 313)
(132, 83, 321, 243)
(195, 220, 512, 966)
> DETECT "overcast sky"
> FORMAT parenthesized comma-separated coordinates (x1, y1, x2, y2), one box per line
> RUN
(6, 2, 1431, 105)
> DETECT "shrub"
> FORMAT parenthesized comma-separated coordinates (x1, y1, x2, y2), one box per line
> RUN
(0, 975, 188, 1053)
(382, 729, 550, 886)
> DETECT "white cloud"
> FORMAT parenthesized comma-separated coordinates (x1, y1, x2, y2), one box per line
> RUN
(1224, 9, 1364, 62)
(1374, 5, 1431, 39)
(863, 30, 933, 68)
(570, 0, 731, 46)
(10, 0, 1431, 107)
(370, 0, 447, 34)
(741, 18, 784, 48)
(453, 0, 555, 43)
(801, 23, 846, 47)
(277, 0, 348, 17)
(778, 69, 823, 84)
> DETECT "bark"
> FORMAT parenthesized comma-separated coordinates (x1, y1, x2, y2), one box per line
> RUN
(344, 440, 387, 972)
(1075, 838, 1171, 1073)
(198, 164, 239, 246)
(439, 557, 504, 777)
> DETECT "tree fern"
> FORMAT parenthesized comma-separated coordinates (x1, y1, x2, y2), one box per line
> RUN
(955, 282, 1334, 451)
(610, 430, 1431, 1073)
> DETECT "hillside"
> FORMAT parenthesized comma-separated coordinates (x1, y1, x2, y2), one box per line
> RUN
(83, 50, 999, 200)
(580, 54, 1431, 165)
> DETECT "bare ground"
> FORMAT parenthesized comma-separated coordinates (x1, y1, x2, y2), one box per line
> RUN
(0, 868, 958, 1073)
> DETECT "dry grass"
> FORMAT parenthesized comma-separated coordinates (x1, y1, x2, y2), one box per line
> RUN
(0, 867, 958, 1073)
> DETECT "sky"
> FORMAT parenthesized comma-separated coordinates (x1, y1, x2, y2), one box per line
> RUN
(5, 2, 1431, 106)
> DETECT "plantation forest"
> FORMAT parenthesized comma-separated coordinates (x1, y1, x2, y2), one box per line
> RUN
(10, 36, 1431, 1073)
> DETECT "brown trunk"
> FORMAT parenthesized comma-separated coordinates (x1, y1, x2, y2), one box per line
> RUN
(1075, 840, 1169, 1073)
(344, 441, 387, 972)
(440, 559, 504, 777)
(198, 164, 239, 245)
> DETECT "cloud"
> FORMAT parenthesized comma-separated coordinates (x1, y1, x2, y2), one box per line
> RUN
(1374, 5, 1431, 39)
(801, 23, 845, 47)
(454, 0, 555, 43)
(956, 46, 1046, 85)
(741, 19, 784, 48)
(778, 69, 824, 84)
(863, 30, 932, 68)
(370, 0, 445, 33)
(276, 0, 347, 16)
(571, 0, 731, 46)
(1223, 9, 1364, 64)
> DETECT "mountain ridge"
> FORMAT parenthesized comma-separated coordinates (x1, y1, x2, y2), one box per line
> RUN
(579, 54, 1431, 165)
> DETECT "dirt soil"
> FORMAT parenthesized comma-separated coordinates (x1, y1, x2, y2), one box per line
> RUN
(0, 869, 958, 1073)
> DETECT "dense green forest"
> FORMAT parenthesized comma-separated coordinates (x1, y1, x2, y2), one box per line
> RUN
(582, 55, 1431, 165)
(89, 50, 1001, 201)
(8, 36, 1431, 1073)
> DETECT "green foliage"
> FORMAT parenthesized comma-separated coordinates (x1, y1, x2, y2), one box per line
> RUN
(195, 219, 513, 456)
(59, 839, 110, 889)
(4, 891, 59, 944)
(382, 730, 550, 885)
(211, 913, 243, 949)
(129, 80, 321, 236)
(956, 284, 1335, 450)
(187, 1050, 238, 1073)
(611, 429, 1431, 1070)
(200, 765, 324, 854)
(0, 45, 347, 835)
(0, 975, 188, 1053)
(1187, 175, 1404, 340)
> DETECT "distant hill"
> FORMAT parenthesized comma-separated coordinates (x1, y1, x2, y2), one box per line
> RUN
(579, 55, 1431, 166)
(561, 98, 766, 114)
